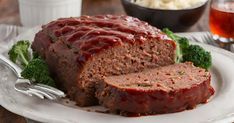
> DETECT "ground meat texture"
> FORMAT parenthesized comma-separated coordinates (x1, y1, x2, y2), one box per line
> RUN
(96, 62, 215, 116)
(32, 15, 176, 106)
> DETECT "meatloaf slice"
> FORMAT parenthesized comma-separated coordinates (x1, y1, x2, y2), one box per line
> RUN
(32, 15, 176, 106)
(96, 62, 215, 116)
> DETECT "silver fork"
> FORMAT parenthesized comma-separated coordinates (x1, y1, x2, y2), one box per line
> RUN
(190, 32, 234, 50)
(0, 54, 65, 100)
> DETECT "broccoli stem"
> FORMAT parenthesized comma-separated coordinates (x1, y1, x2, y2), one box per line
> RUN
(19, 51, 29, 66)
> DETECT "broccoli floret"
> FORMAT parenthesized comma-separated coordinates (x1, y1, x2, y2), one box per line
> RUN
(21, 58, 55, 87)
(163, 28, 212, 69)
(8, 40, 30, 67)
(8, 40, 56, 87)
(177, 37, 189, 52)
(183, 45, 212, 70)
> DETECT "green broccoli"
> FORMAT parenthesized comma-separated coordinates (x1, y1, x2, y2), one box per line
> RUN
(163, 28, 212, 70)
(177, 37, 190, 52)
(8, 40, 30, 67)
(8, 40, 55, 87)
(183, 45, 212, 70)
(21, 58, 55, 87)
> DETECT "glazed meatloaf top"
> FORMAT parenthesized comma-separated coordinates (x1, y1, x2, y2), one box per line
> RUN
(33, 15, 173, 63)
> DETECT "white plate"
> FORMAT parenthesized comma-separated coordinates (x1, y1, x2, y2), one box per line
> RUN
(0, 28, 234, 123)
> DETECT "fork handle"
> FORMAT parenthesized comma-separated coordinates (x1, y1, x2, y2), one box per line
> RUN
(0, 54, 22, 78)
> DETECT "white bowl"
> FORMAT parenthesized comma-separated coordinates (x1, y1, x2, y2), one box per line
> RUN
(18, 0, 82, 27)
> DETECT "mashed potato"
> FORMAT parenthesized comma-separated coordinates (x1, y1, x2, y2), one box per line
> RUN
(130, 0, 207, 10)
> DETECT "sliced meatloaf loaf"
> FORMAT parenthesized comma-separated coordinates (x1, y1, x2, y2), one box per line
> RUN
(96, 62, 215, 116)
(32, 15, 176, 106)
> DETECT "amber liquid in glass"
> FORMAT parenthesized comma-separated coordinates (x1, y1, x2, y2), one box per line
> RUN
(209, 2, 234, 39)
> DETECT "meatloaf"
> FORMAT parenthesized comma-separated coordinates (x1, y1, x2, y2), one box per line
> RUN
(96, 62, 215, 116)
(32, 15, 176, 106)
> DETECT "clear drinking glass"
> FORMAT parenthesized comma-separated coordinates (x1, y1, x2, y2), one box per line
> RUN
(209, 0, 234, 41)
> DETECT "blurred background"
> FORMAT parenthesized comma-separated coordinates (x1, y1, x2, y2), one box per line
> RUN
(0, 0, 209, 32)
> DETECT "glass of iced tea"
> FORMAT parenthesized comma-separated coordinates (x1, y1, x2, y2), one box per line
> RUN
(209, 0, 234, 41)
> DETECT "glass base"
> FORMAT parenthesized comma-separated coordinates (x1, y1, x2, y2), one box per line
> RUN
(211, 34, 234, 50)
(212, 34, 234, 42)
